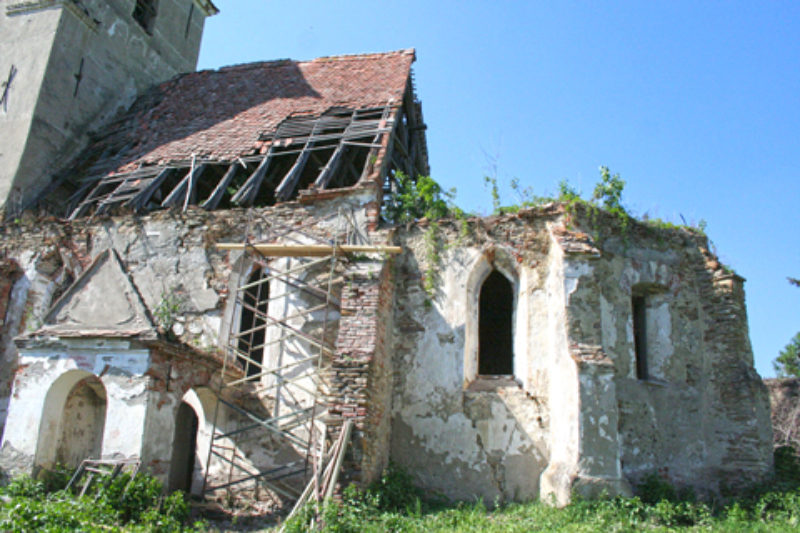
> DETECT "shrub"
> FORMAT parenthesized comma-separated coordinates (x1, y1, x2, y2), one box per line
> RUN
(367, 461, 423, 513)
(775, 445, 800, 482)
(637, 472, 678, 504)
(0, 471, 197, 532)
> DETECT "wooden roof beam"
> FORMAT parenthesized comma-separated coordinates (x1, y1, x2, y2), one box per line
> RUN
(215, 243, 402, 257)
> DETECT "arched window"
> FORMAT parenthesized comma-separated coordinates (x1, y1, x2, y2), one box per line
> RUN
(168, 401, 199, 493)
(132, 0, 158, 34)
(478, 270, 514, 375)
(238, 267, 268, 377)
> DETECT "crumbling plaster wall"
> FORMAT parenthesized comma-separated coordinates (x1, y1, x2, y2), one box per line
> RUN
(1, 338, 150, 476)
(390, 214, 557, 504)
(390, 207, 771, 504)
(0, 191, 378, 487)
(562, 210, 772, 494)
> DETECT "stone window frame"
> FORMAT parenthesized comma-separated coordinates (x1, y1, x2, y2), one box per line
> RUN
(463, 251, 520, 386)
(629, 282, 672, 383)
(220, 257, 271, 378)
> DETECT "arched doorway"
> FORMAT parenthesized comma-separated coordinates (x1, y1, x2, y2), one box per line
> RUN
(36, 371, 107, 470)
(478, 270, 514, 375)
(168, 401, 199, 493)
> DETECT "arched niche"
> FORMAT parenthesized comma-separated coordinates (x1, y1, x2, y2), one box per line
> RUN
(35, 370, 107, 470)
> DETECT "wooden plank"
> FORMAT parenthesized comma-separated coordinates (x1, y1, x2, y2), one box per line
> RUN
(275, 147, 311, 201)
(231, 153, 271, 206)
(216, 243, 403, 256)
(201, 162, 239, 209)
(126, 167, 173, 211)
(324, 420, 353, 501)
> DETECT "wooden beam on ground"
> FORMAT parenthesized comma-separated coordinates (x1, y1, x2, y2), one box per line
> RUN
(215, 243, 403, 256)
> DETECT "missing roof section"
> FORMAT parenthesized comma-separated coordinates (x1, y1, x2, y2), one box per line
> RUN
(32, 49, 428, 219)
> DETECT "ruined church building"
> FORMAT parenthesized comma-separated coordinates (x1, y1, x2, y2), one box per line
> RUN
(0, 0, 772, 506)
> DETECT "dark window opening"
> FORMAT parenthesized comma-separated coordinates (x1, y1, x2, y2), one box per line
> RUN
(632, 295, 648, 380)
(478, 270, 514, 375)
(132, 0, 157, 34)
(238, 267, 268, 377)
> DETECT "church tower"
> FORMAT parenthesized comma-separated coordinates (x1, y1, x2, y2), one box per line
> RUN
(0, 0, 218, 214)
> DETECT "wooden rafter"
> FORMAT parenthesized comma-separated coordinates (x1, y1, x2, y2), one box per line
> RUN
(216, 242, 402, 256)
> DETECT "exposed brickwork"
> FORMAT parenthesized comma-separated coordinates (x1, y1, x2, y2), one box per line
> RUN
(701, 270, 773, 484)
(327, 259, 394, 486)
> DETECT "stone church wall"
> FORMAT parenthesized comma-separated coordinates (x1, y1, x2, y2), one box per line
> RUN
(389, 205, 772, 503)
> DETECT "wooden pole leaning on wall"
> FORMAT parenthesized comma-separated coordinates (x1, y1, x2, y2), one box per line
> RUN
(215, 243, 403, 257)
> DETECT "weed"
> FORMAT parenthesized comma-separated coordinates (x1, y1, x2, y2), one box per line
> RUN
(383, 172, 454, 224)
(422, 222, 442, 298)
(153, 291, 183, 333)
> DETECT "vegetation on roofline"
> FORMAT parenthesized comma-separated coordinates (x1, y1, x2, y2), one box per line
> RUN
(383, 167, 713, 302)
(384, 166, 707, 237)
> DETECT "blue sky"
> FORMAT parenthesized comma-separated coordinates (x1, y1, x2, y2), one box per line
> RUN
(198, 1, 800, 377)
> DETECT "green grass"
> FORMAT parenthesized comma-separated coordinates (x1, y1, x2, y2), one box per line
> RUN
(282, 461, 800, 532)
(285, 490, 800, 532)
(4, 458, 800, 532)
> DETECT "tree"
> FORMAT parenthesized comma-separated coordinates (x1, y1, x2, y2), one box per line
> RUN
(773, 278, 800, 377)
(775, 332, 800, 378)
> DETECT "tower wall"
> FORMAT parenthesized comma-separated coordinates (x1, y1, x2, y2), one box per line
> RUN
(0, 0, 216, 213)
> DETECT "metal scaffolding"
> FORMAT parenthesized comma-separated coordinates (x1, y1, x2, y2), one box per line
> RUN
(201, 209, 365, 504)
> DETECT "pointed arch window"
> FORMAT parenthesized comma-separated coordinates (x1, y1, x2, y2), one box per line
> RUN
(478, 270, 514, 375)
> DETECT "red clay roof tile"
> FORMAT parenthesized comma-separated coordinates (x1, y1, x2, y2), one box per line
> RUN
(112, 49, 415, 172)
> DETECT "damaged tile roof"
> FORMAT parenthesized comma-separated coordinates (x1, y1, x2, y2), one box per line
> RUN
(35, 48, 428, 218)
(107, 48, 415, 172)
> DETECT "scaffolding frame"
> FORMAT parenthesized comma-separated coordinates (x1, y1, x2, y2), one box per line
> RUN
(201, 208, 364, 504)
